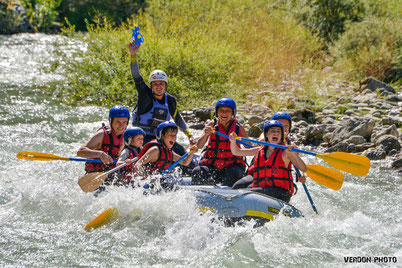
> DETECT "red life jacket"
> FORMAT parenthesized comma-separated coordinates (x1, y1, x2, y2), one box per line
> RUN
(116, 146, 141, 185)
(252, 146, 295, 195)
(123, 146, 140, 171)
(199, 119, 246, 170)
(138, 140, 174, 173)
(85, 125, 123, 173)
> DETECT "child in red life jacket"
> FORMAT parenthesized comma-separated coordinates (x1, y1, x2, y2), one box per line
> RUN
(229, 120, 307, 203)
(134, 121, 198, 177)
(115, 127, 146, 186)
(246, 112, 306, 184)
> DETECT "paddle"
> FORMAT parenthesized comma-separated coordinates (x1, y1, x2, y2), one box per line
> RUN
(84, 150, 194, 231)
(78, 157, 138, 193)
(17, 151, 116, 164)
(217, 133, 370, 177)
(213, 131, 343, 189)
(295, 167, 318, 214)
(84, 207, 119, 232)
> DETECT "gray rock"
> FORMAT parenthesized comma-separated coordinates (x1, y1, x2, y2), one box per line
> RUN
(189, 123, 206, 130)
(386, 95, 402, 102)
(294, 120, 309, 128)
(345, 135, 366, 145)
(327, 142, 349, 152)
(388, 149, 399, 156)
(375, 135, 401, 154)
(354, 92, 378, 104)
(248, 116, 264, 126)
(248, 124, 263, 138)
(364, 147, 387, 160)
(304, 124, 327, 140)
(391, 158, 402, 169)
(291, 109, 315, 124)
(329, 117, 375, 145)
(359, 77, 396, 94)
(379, 117, 400, 126)
(192, 107, 213, 121)
(354, 143, 375, 152)
(371, 125, 399, 143)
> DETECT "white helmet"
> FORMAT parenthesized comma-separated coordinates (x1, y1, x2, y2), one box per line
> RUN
(149, 70, 168, 84)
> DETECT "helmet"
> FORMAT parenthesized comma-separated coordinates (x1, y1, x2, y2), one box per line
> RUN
(263, 120, 284, 142)
(272, 112, 292, 132)
(155, 121, 178, 140)
(215, 98, 236, 116)
(123, 127, 145, 146)
(149, 70, 168, 84)
(109, 105, 130, 124)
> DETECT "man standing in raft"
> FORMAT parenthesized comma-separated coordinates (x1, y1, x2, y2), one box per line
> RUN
(229, 120, 307, 202)
(192, 98, 248, 187)
(134, 121, 197, 176)
(77, 105, 130, 181)
(128, 42, 195, 152)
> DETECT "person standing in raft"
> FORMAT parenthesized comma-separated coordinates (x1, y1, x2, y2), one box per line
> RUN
(127, 42, 195, 152)
(134, 121, 198, 177)
(229, 120, 307, 203)
(77, 105, 130, 184)
(115, 126, 146, 186)
(191, 98, 248, 187)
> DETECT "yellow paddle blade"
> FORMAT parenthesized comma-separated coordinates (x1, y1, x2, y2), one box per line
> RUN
(17, 151, 69, 161)
(78, 172, 108, 193)
(306, 164, 344, 190)
(84, 207, 119, 232)
(317, 152, 370, 177)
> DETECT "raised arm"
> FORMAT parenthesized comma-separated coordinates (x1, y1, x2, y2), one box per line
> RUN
(229, 132, 259, 157)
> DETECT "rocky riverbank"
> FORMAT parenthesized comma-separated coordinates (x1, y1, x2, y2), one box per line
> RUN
(184, 77, 402, 172)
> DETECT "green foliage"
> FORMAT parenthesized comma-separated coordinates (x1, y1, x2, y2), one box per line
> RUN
(0, 2, 25, 34)
(57, 0, 146, 31)
(290, 0, 365, 42)
(332, 17, 402, 82)
(21, 0, 61, 32)
(48, 0, 322, 109)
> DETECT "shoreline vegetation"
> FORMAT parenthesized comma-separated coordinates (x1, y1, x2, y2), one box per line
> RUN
(1, 0, 401, 169)
(2, 0, 401, 108)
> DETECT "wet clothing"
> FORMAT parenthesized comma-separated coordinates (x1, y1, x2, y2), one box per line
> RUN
(192, 119, 246, 187)
(191, 164, 245, 187)
(85, 125, 123, 173)
(138, 140, 175, 174)
(232, 137, 297, 202)
(252, 147, 295, 195)
(199, 119, 246, 170)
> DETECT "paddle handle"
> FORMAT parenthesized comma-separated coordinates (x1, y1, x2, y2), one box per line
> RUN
(161, 152, 190, 175)
(213, 131, 253, 148)
(296, 168, 318, 214)
(238, 136, 317, 156)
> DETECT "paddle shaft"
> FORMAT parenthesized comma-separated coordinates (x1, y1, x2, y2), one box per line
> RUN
(238, 137, 316, 156)
(161, 152, 190, 175)
(69, 157, 115, 163)
(296, 168, 318, 214)
(213, 131, 253, 148)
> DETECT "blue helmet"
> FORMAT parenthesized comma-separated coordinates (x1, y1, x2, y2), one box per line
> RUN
(263, 120, 284, 142)
(272, 112, 292, 132)
(123, 127, 145, 146)
(215, 98, 236, 116)
(109, 105, 130, 124)
(155, 121, 178, 140)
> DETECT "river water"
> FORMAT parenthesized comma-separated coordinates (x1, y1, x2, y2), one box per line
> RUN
(0, 34, 401, 267)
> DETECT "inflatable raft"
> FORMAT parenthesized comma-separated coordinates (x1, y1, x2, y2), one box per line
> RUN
(164, 176, 303, 223)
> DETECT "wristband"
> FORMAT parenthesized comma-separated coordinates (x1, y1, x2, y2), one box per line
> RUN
(130, 55, 136, 63)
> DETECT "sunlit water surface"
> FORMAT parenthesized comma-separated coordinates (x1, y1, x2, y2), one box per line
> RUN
(0, 34, 401, 267)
